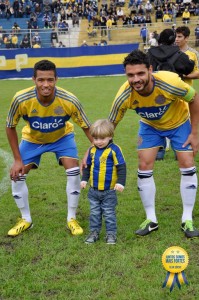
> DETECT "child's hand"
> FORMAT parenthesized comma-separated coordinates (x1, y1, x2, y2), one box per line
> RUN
(80, 181, 87, 189)
(114, 183, 124, 192)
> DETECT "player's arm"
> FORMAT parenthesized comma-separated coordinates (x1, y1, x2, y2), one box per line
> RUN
(112, 123, 117, 129)
(70, 99, 93, 167)
(6, 97, 25, 179)
(108, 84, 129, 126)
(184, 93, 199, 156)
(80, 128, 93, 171)
(6, 127, 25, 180)
(70, 97, 91, 137)
(184, 54, 199, 79)
(70, 100, 93, 141)
(82, 127, 93, 143)
(81, 145, 92, 174)
(184, 70, 199, 80)
(108, 102, 127, 126)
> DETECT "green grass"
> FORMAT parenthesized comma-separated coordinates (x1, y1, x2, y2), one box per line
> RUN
(1, 77, 199, 300)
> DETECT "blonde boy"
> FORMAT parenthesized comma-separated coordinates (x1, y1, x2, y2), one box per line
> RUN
(81, 119, 126, 244)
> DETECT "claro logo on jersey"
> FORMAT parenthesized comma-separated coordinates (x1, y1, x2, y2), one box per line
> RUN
(135, 104, 170, 120)
(29, 116, 67, 132)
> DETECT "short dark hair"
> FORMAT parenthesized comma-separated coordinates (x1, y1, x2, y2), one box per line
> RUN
(176, 26, 190, 38)
(158, 29, 175, 45)
(33, 60, 57, 77)
(123, 49, 150, 69)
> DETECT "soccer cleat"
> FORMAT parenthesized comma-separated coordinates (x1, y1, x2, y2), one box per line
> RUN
(135, 219, 158, 236)
(156, 148, 165, 161)
(106, 233, 117, 244)
(8, 218, 33, 237)
(181, 220, 199, 238)
(85, 231, 99, 244)
(67, 218, 83, 235)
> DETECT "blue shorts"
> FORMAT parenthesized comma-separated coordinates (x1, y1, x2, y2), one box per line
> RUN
(20, 133, 78, 168)
(137, 120, 192, 152)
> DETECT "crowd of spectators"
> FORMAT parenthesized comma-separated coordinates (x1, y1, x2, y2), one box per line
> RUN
(0, 0, 199, 48)
(153, 0, 199, 24)
(128, 0, 199, 26)
(85, 0, 199, 41)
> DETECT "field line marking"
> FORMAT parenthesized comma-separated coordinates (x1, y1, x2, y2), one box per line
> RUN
(0, 149, 12, 197)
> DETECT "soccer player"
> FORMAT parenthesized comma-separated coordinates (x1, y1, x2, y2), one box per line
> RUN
(108, 50, 199, 239)
(6, 60, 92, 237)
(175, 26, 199, 86)
(81, 119, 126, 244)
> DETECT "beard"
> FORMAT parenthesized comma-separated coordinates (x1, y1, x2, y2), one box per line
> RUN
(130, 74, 150, 95)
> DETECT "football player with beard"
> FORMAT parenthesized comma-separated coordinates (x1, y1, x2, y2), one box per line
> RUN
(109, 49, 199, 239)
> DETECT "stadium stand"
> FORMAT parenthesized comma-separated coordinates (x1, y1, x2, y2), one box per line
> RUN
(0, 0, 199, 49)
(0, 17, 52, 48)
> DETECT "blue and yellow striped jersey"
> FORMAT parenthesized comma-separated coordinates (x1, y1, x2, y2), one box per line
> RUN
(6, 86, 91, 144)
(87, 143, 126, 190)
(109, 71, 196, 130)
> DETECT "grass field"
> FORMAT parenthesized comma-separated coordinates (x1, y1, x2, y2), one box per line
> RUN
(1, 77, 199, 300)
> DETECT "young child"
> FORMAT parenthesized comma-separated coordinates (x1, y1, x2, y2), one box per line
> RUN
(81, 119, 126, 244)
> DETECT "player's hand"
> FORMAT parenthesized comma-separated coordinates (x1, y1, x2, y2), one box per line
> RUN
(114, 183, 124, 192)
(80, 181, 87, 189)
(183, 133, 199, 156)
(80, 148, 90, 174)
(10, 160, 25, 181)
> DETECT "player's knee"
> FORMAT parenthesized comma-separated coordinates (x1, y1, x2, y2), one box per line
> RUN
(138, 161, 153, 170)
(177, 152, 194, 168)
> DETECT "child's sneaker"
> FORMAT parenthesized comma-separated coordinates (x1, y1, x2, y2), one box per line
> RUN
(85, 231, 99, 244)
(181, 220, 199, 238)
(106, 233, 117, 244)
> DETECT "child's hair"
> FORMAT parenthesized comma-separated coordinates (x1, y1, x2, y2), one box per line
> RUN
(90, 119, 114, 138)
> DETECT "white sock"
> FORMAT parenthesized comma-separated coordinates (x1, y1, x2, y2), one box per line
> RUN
(166, 138, 170, 149)
(66, 167, 81, 222)
(11, 175, 32, 223)
(180, 167, 197, 222)
(137, 169, 157, 223)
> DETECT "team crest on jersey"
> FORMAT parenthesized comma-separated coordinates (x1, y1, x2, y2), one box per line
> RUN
(100, 157, 107, 164)
(54, 106, 64, 115)
(31, 109, 38, 114)
(155, 95, 166, 105)
(137, 136, 143, 146)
